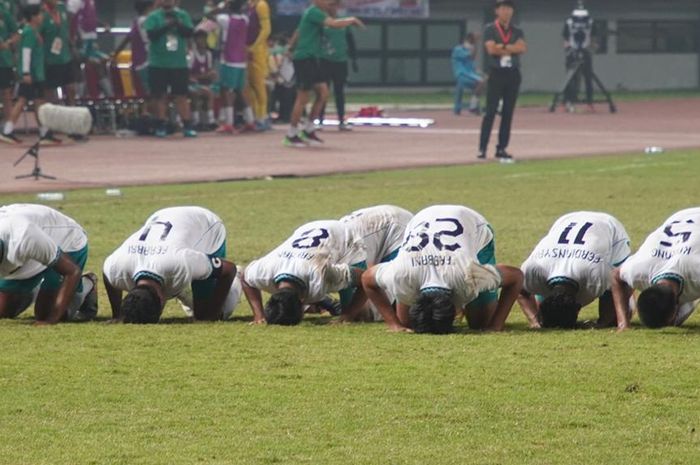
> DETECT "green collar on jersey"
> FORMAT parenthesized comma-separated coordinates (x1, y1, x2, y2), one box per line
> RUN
(652, 273, 684, 295)
(547, 276, 579, 292)
(420, 287, 452, 296)
(274, 273, 307, 292)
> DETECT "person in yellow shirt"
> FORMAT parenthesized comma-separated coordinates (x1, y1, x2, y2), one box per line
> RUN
(245, 0, 271, 131)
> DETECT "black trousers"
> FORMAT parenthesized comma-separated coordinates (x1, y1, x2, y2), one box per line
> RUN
(319, 60, 349, 123)
(479, 68, 522, 152)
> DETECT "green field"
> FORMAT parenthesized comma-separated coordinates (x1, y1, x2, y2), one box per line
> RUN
(1, 151, 699, 465)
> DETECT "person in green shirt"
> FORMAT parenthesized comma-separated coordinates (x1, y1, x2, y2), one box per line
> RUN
(319, 0, 358, 131)
(284, 0, 363, 148)
(0, 5, 49, 145)
(41, 0, 76, 119)
(144, 0, 197, 138)
(0, 1, 19, 129)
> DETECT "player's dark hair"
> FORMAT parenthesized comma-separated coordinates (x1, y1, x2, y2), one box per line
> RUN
(539, 288, 581, 329)
(194, 29, 208, 39)
(134, 0, 154, 15)
(264, 288, 304, 326)
(637, 284, 677, 329)
(409, 291, 455, 334)
(228, 0, 246, 13)
(464, 32, 477, 44)
(122, 285, 162, 324)
(23, 5, 42, 21)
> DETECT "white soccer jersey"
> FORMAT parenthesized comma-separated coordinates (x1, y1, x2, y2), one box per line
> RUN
(0, 204, 87, 280)
(373, 205, 501, 308)
(340, 205, 413, 265)
(103, 207, 227, 298)
(620, 207, 700, 306)
(244, 220, 365, 303)
(522, 212, 631, 306)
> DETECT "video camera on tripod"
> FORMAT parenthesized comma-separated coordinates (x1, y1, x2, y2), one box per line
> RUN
(550, 1, 616, 113)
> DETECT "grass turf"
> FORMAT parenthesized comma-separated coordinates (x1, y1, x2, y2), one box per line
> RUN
(0, 150, 699, 465)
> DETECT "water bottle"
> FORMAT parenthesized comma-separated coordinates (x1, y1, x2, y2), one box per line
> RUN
(644, 146, 664, 155)
(37, 192, 65, 201)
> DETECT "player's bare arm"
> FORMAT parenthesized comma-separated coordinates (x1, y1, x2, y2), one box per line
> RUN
(336, 267, 368, 323)
(610, 268, 633, 332)
(193, 259, 237, 321)
(34, 254, 82, 325)
(361, 267, 410, 332)
(240, 268, 266, 324)
(517, 289, 542, 329)
(103, 275, 124, 321)
(324, 16, 364, 30)
(487, 264, 524, 331)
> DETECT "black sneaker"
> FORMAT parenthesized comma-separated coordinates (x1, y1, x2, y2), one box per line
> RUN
(301, 130, 324, 146)
(0, 132, 22, 145)
(68, 134, 89, 143)
(477, 150, 487, 159)
(40, 133, 63, 146)
(496, 149, 515, 164)
(316, 296, 343, 316)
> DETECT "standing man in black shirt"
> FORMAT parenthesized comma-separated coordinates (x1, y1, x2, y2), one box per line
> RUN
(478, 0, 527, 161)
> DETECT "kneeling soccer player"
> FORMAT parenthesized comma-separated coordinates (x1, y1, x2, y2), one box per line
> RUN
(611, 207, 700, 329)
(0, 204, 97, 324)
(103, 206, 239, 323)
(241, 219, 367, 325)
(336, 205, 413, 322)
(519, 212, 631, 329)
(361, 205, 523, 333)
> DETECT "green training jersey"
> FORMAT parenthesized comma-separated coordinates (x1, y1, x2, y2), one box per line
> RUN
(18, 24, 44, 82)
(40, 2, 72, 66)
(144, 8, 193, 69)
(321, 25, 349, 62)
(293, 5, 327, 60)
(0, 4, 18, 68)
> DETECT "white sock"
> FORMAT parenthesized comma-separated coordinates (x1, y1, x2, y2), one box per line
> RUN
(243, 107, 254, 125)
(67, 276, 94, 318)
(207, 109, 215, 124)
(287, 124, 298, 138)
(192, 111, 200, 125)
(39, 126, 48, 137)
(3, 121, 13, 135)
(305, 120, 316, 133)
(225, 107, 234, 125)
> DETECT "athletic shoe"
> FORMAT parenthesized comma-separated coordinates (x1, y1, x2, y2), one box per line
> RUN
(216, 124, 236, 134)
(477, 150, 487, 159)
(40, 133, 63, 146)
(0, 132, 22, 145)
(301, 130, 324, 146)
(283, 135, 308, 148)
(74, 272, 98, 322)
(316, 296, 343, 317)
(183, 128, 198, 138)
(240, 123, 256, 133)
(254, 121, 269, 132)
(496, 149, 515, 164)
(338, 122, 353, 132)
(68, 134, 89, 143)
(155, 128, 168, 138)
(469, 107, 482, 116)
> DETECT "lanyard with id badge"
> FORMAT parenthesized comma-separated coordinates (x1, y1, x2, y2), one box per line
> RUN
(495, 21, 513, 68)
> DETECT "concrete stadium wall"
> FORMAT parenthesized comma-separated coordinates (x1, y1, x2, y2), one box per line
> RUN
(102, 0, 700, 91)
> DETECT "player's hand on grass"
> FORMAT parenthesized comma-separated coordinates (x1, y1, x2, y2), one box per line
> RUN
(104, 318, 122, 324)
(33, 320, 54, 327)
(249, 318, 266, 326)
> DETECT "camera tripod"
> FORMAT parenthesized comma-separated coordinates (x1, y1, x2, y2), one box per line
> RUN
(550, 52, 616, 113)
(13, 142, 57, 180)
